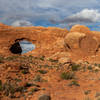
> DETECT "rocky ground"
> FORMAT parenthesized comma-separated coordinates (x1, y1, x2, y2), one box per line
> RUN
(0, 55, 100, 100)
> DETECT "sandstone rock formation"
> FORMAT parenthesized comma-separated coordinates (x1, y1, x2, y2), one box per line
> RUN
(0, 23, 68, 56)
(70, 24, 91, 34)
(64, 32, 86, 50)
(1, 23, 100, 62)
(64, 25, 100, 56)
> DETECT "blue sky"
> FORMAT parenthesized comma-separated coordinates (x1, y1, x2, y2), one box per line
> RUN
(0, 0, 100, 30)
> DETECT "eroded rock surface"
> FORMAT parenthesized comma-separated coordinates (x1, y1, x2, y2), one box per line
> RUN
(1, 23, 100, 62)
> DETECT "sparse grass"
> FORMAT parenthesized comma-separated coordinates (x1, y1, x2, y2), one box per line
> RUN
(94, 63, 98, 66)
(0, 80, 2, 91)
(68, 80, 80, 86)
(28, 88, 39, 95)
(60, 72, 75, 80)
(25, 83, 33, 88)
(30, 88, 39, 93)
(98, 64, 100, 68)
(14, 78, 22, 82)
(2, 81, 25, 98)
(97, 97, 100, 100)
(20, 64, 29, 74)
(84, 90, 91, 95)
(95, 92, 100, 98)
(88, 66, 93, 71)
(71, 63, 81, 71)
(34, 75, 47, 82)
(39, 56, 45, 61)
(0, 56, 4, 63)
(5, 56, 19, 61)
(84, 97, 92, 100)
(38, 70, 48, 74)
(49, 58, 58, 63)
(21, 69, 29, 74)
(44, 64, 51, 68)
(84, 61, 89, 64)
(34, 75, 43, 82)
(95, 69, 99, 73)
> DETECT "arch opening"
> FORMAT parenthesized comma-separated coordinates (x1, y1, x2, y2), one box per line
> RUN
(10, 42, 22, 54)
(10, 40, 36, 54)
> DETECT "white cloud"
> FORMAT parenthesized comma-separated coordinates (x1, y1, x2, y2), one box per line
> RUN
(51, 9, 100, 25)
(69, 9, 100, 22)
(0, 0, 100, 26)
(11, 20, 33, 27)
(50, 9, 100, 29)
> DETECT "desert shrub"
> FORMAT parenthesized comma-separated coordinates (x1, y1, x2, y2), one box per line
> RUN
(34, 75, 42, 82)
(39, 56, 45, 61)
(49, 58, 58, 63)
(25, 83, 33, 88)
(95, 69, 99, 73)
(68, 80, 80, 86)
(31, 88, 39, 93)
(44, 64, 50, 68)
(98, 64, 100, 68)
(14, 78, 22, 82)
(88, 66, 93, 70)
(95, 92, 100, 98)
(84, 90, 91, 95)
(38, 70, 48, 74)
(20, 64, 29, 74)
(97, 98, 100, 100)
(71, 63, 80, 71)
(21, 69, 29, 74)
(34, 75, 47, 82)
(94, 63, 99, 66)
(0, 56, 4, 63)
(0, 80, 2, 91)
(5, 56, 18, 61)
(84, 97, 92, 100)
(2, 81, 26, 98)
(61, 72, 75, 80)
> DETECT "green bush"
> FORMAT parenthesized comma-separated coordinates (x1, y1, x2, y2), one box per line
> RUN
(31, 88, 39, 93)
(71, 64, 80, 71)
(61, 72, 75, 80)
(0, 80, 2, 91)
(34, 75, 47, 82)
(49, 58, 58, 63)
(88, 66, 93, 70)
(39, 56, 45, 61)
(34, 75, 42, 82)
(0, 56, 4, 63)
(21, 69, 29, 74)
(38, 70, 48, 74)
(68, 80, 80, 86)
(84, 90, 91, 95)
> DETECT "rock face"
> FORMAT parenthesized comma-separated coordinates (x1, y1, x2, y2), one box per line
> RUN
(0, 24, 68, 56)
(64, 25, 100, 56)
(70, 24, 91, 34)
(79, 36, 98, 54)
(1, 23, 100, 61)
(64, 32, 86, 49)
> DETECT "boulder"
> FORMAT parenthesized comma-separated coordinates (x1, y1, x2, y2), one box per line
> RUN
(64, 32, 86, 49)
(38, 94, 51, 100)
(70, 24, 91, 34)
